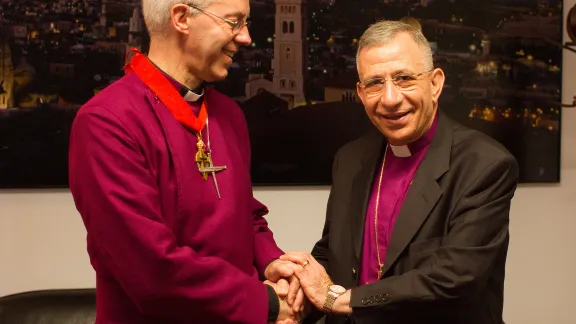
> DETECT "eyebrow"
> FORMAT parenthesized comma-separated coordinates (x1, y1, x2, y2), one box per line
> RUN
(226, 11, 248, 19)
(364, 69, 416, 80)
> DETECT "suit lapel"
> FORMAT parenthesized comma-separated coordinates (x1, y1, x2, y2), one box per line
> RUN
(350, 129, 385, 262)
(381, 112, 452, 275)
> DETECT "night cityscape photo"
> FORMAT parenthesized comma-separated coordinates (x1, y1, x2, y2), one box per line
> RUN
(0, 0, 563, 187)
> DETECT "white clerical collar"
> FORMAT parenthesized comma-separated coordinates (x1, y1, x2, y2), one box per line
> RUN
(183, 87, 204, 102)
(390, 144, 412, 157)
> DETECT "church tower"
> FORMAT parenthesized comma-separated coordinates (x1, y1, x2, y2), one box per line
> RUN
(273, 0, 307, 108)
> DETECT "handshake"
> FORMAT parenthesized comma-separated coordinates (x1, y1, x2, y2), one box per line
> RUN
(263, 252, 352, 324)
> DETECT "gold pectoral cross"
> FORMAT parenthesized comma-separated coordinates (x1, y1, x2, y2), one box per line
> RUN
(195, 137, 227, 199)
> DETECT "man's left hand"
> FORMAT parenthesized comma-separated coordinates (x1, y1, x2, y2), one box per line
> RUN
(280, 252, 353, 315)
(265, 259, 299, 282)
(279, 252, 332, 310)
(265, 259, 307, 311)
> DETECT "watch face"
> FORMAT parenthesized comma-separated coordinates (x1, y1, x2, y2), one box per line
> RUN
(330, 285, 346, 294)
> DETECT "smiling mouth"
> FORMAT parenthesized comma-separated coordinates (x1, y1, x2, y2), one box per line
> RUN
(383, 111, 410, 120)
(223, 50, 236, 59)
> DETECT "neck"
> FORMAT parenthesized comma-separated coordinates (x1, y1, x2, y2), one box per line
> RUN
(147, 37, 203, 91)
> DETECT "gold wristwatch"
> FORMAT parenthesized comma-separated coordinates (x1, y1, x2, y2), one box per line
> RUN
(322, 284, 346, 312)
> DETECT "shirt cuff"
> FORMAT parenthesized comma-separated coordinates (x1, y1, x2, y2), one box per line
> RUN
(266, 284, 280, 323)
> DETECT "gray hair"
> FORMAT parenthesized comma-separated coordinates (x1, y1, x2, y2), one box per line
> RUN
(142, 0, 218, 35)
(356, 20, 434, 72)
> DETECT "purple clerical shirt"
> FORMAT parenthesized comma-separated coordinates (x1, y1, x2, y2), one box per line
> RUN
(359, 115, 438, 285)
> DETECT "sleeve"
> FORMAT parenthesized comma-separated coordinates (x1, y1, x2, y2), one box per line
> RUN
(69, 106, 271, 324)
(266, 284, 280, 322)
(349, 155, 519, 310)
(251, 197, 285, 277)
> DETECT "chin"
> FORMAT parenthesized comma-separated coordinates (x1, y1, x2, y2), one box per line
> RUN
(214, 68, 230, 81)
(199, 64, 229, 82)
(203, 72, 228, 83)
(381, 127, 415, 146)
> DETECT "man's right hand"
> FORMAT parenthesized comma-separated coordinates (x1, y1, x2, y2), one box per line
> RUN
(265, 280, 300, 323)
(278, 294, 299, 323)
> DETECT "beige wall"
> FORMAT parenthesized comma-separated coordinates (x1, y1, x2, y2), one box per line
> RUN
(1, 1, 576, 323)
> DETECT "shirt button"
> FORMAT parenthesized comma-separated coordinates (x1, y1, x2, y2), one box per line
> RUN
(352, 268, 356, 274)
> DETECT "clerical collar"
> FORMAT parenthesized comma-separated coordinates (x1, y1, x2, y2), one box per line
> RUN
(388, 113, 439, 158)
(389, 144, 412, 157)
(148, 59, 204, 102)
(182, 87, 204, 102)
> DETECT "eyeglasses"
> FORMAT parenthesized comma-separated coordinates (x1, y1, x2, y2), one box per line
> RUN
(187, 4, 251, 35)
(359, 69, 434, 95)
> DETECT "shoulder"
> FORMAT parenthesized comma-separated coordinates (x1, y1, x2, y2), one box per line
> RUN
(71, 73, 161, 147)
(441, 117, 519, 193)
(206, 86, 240, 107)
(74, 73, 153, 126)
(205, 86, 244, 117)
(335, 127, 381, 161)
(205, 86, 249, 136)
(81, 73, 147, 112)
(448, 118, 518, 172)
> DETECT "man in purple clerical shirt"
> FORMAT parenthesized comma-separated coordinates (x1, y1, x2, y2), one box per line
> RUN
(69, 0, 306, 323)
(281, 21, 519, 324)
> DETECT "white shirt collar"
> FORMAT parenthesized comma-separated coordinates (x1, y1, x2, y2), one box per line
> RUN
(183, 87, 204, 102)
(389, 144, 412, 157)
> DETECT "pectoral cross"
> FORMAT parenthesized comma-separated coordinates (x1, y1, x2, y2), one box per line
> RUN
(195, 137, 227, 199)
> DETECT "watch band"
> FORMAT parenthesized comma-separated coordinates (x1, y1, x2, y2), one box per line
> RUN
(323, 283, 346, 313)
(322, 291, 339, 312)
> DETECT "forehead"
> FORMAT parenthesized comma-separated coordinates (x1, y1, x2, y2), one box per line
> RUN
(357, 33, 424, 79)
(207, 0, 250, 17)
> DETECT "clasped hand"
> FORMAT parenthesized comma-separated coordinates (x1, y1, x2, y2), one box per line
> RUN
(265, 252, 350, 324)
(264, 259, 309, 324)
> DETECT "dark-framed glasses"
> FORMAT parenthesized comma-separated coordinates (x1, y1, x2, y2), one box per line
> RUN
(187, 4, 251, 35)
(360, 69, 434, 95)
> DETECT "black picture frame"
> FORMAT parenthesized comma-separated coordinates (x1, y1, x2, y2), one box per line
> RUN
(0, 0, 563, 188)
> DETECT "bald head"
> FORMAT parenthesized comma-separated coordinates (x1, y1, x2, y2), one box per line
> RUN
(142, 0, 219, 36)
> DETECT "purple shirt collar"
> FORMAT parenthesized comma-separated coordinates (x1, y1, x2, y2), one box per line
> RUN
(149, 60, 204, 102)
(388, 112, 438, 157)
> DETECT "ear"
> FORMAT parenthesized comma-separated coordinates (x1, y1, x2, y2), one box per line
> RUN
(356, 81, 367, 106)
(170, 4, 192, 35)
(430, 68, 445, 104)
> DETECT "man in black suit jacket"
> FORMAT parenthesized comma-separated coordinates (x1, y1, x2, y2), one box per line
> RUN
(280, 20, 519, 324)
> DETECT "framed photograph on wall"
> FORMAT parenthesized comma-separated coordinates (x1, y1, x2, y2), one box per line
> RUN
(0, 0, 563, 188)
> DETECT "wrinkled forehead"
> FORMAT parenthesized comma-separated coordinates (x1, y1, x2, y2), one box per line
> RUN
(357, 37, 426, 78)
(206, 0, 250, 19)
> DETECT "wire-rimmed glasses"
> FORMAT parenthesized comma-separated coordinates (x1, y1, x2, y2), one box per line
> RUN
(359, 69, 434, 95)
(187, 4, 251, 35)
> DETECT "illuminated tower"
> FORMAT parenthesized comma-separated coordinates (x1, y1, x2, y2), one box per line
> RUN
(273, 0, 307, 108)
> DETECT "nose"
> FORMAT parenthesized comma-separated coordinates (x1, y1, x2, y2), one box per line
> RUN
(379, 81, 403, 108)
(234, 25, 252, 46)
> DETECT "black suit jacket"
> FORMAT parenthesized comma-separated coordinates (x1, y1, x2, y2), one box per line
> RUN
(308, 112, 519, 324)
